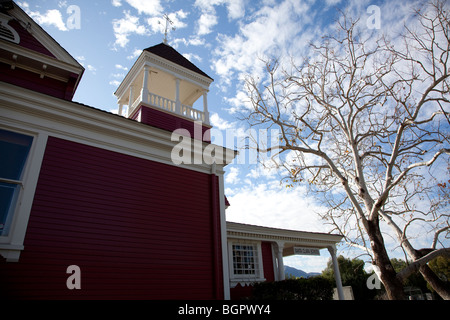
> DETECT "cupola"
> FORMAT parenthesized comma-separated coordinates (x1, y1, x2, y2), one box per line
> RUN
(114, 43, 213, 141)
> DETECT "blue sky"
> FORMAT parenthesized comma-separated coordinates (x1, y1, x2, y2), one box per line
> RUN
(16, 0, 445, 273)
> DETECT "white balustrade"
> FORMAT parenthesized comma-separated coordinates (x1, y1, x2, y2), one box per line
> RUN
(128, 91, 206, 122)
(181, 104, 204, 122)
(148, 93, 175, 112)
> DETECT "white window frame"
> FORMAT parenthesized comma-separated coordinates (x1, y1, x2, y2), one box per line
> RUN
(228, 240, 265, 287)
(0, 126, 47, 262)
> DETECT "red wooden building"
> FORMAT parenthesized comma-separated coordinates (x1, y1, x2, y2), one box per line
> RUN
(0, 2, 344, 300)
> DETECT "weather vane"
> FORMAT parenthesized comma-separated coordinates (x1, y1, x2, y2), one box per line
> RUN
(159, 13, 175, 44)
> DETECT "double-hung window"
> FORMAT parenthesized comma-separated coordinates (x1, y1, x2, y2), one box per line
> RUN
(232, 244, 259, 275)
(0, 129, 34, 236)
(229, 241, 265, 286)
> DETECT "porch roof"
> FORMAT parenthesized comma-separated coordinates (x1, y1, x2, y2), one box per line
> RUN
(226, 221, 343, 257)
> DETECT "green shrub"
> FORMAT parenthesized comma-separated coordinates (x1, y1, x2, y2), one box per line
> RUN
(250, 277, 334, 300)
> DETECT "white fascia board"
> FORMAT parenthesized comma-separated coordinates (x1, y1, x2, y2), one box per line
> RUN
(0, 82, 234, 175)
(114, 53, 145, 100)
(0, 40, 84, 75)
(226, 222, 343, 247)
(9, 4, 82, 69)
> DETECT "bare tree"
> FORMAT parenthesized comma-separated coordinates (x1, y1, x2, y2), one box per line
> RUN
(243, 1, 450, 300)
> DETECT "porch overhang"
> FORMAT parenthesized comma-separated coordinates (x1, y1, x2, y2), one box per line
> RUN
(226, 221, 343, 255)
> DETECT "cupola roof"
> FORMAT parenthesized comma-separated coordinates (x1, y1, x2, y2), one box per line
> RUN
(143, 43, 213, 81)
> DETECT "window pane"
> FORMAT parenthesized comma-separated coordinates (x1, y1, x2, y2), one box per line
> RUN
(0, 182, 20, 235)
(232, 244, 258, 276)
(0, 129, 33, 180)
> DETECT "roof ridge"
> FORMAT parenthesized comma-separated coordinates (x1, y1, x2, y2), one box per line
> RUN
(143, 42, 213, 80)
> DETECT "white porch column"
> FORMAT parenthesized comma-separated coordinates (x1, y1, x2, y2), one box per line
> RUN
(328, 245, 344, 300)
(275, 242, 285, 281)
(118, 103, 123, 116)
(203, 90, 210, 125)
(216, 168, 230, 300)
(141, 66, 149, 103)
(175, 78, 181, 114)
(127, 85, 134, 116)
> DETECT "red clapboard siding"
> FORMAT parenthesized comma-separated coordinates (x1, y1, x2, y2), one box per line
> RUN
(8, 19, 56, 58)
(132, 105, 211, 142)
(0, 62, 69, 100)
(261, 241, 275, 282)
(0, 136, 223, 299)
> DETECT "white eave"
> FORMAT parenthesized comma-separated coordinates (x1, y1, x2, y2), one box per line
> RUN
(8, 3, 83, 69)
(226, 221, 343, 249)
(0, 82, 235, 174)
(114, 50, 213, 100)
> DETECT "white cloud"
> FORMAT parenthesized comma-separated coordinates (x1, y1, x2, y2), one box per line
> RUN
(195, 0, 245, 20)
(246, 166, 277, 181)
(225, 0, 245, 20)
(224, 90, 252, 113)
(115, 64, 128, 71)
(111, 0, 122, 7)
(182, 53, 202, 63)
(210, 112, 233, 130)
(325, 0, 342, 6)
(109, 80, 121, 87)
(111, 72, 125, 78)
(18, 2, 68, 31)
(209, 0, 323, 97)
(173, 37, 206, 47)
(127, 48, 143, 60)
(147, 10, 189, 38)
(112, 11, 147, 48)
(75, 55, 85, 66)
(146, 16, 162, 34)
(225, 166, 240, 184)
(194, 0, 245, 36)
(87, 64, 97, 74)
(110, 68, 126, 86)
(197, 12, 218, 36)
(170, 9, 189, 28)
(225, 181, 331, 233)
(226, 179, 336, 271)
(35, 10, 67, 31)
(187, 37, 205, 46)
(124, 0, 163, 16)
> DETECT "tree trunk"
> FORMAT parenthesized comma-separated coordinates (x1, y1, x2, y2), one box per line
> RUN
(367, 218, 406, 300)
(420, 263, 450, 300)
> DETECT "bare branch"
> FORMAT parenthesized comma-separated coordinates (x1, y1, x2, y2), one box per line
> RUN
(397, 248, 450, 282)
(432, 226, 450, 249)
(241, 0, 450, 299)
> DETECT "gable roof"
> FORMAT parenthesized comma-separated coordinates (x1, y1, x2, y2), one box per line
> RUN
(144, 43, 213, 81)
(6, 2, 83, 69)
(0, 2, 84, 100)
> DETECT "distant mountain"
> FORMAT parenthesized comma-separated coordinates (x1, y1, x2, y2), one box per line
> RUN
(284, 265, 320, 278)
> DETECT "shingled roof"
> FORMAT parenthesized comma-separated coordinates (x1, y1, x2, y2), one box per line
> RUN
(144, 43, 213, 81)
